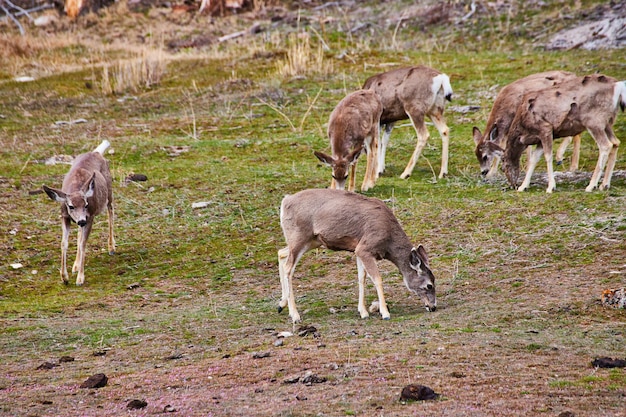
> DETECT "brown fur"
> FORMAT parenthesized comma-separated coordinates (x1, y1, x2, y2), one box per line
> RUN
(363, 65, 452, 179)
(502, 74, 624, 192)
(473, 71, 582, 177)
(314, 90, 382, 192)
(43, 142, 115, 285)
(277, 188, 436, 323)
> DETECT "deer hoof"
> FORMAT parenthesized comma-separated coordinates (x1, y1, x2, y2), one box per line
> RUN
(277, 306, 284, 313)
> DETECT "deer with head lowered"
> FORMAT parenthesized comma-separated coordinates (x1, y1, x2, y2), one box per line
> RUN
(277, 188, 436, 323)
(363, 65, 452, 179)
(500, 74, 625, 193)
(43, 140, 115, 285)
(473, 70, 582, 178)
(314, 89, 382, 192)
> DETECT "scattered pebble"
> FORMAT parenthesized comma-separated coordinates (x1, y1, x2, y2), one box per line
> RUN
(252, 351, 271, 359)
(36, 362, 58, 370)
(274, 339, 284, 347)
(400, 384, 440, 401)
(59, 356, 75, 363)
(164, 405, 177, 413)
(127, 399, 148, 409)
(80, 373, 108, 389)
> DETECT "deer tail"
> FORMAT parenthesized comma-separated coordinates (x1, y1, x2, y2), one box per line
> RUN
(615, 81, 626, 113)
(433, 73, 453, 102)
(93, 140, 111, 155)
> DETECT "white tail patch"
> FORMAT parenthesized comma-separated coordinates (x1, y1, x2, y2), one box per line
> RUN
(614, 81, 626, 110)
(93, 140, 111, 155)
(432, 73, 453, 99)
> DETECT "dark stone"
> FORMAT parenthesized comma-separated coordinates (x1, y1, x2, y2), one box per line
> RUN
(400, 384, 440, 401)
(127, 399, 148, 409)
(592, 357, 626, 368)
(80, 373, 108, 389)
(36, 362, 58, 370)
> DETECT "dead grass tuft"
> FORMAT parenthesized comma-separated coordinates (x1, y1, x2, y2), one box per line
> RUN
(100, 49, 167, 95)
(276, 32, 332, 78)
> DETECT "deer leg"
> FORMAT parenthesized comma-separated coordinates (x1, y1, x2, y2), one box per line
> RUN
(356, 252, 389, 319)
(430, 112, 450, 178)
(278, 247, 290, 312)
(555, 136, 571, 166)
(543, 141, 556, 193)
(486, 157, 501, 179)
(348, 161, 357, 192)
(356, 257, 369, 319)
(361, 131, 379, 191)
(278, 244, 312, 323)
(378, 123, 393, 175)
(107, 203, 115, 255)
(75, 221, 93, 286)
(517, 146, 543, 192)
(599, 130, 620, 191)
(60, 218, 70, 284)
(72, 227, 83, 273)
(586, 128, 612, 192)
(570, 134, 581, 171)
(401, 114, 429, 179)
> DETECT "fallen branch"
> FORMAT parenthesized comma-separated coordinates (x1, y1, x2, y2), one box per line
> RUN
(218, 22, 262, 43)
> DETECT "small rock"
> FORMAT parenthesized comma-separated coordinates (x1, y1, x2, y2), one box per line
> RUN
(165, 353, 183, 360)
(274, 339, 284, 347)
(164, 405, 177, 413)
(301, 371, 327, 385)
(297, 325, 318, 337)
(369, 300, 380, 313)
(592, 357, 626, 368)
(80, 373, 108, 389)
(126, 173, 148, 182)
(36, 362, 58, 370)
(59, 356, 75, 363)
(296, 394, 307, 401)
(400, 384, 440, 401)
(127, 399, 148, 409)
(558, 412, 575, 417)
(252, 351, 271, 359)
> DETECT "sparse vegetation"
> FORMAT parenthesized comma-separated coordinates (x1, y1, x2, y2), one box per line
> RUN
(0, 1, 625, 416)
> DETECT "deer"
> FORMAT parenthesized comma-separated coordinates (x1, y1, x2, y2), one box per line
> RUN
(362, 65, 453, 179)
(277, 188, 436, 323)
(43, 140, 115, 285)
(500, 74, 625, 193)
(473, 71, 582, 178)
(314, 89, 382, 192)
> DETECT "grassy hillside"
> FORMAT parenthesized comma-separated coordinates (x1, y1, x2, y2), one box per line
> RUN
(1, 1, 625, 416)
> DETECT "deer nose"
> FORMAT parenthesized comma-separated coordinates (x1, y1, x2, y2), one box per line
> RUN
(481, 169, 489, 177)
(426, 305, 437, 312)
(77, 220, 87, 227)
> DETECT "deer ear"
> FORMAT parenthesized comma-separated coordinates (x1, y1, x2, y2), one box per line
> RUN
(488, 126, 499, 142)
(314, 151, 334, 166)
(472, 127, 482, 145)
(84, 173, 96, 198)
(43, 185, 66, 203)
(410, 245, 429, 270)
(347, 146, 364, 165)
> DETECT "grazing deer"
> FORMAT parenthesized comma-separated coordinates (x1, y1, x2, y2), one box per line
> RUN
(501, 74, 625, 193)
(363, 65, 453, 179)
(43, 140, 115, 285)
(314, 89, 382, 192)
(277, 188, 436, 323)
(473, 71, 582, 178)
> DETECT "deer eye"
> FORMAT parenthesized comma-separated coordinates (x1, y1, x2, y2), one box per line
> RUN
(482, 156, 488, 162)
(67, 204, 75, 210)
(427, 284, 434, 290)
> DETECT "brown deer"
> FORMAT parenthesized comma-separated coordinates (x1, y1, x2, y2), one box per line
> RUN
(314, 89, 382, 192)
(501, 74, 625, 192)
(473, 71, 582, 178)
(43, 140, 115, 285)
(277, 188, 436, 323)
(363, 65, 452, 179)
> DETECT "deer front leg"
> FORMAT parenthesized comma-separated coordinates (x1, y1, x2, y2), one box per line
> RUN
(278, 247, 303, 323)
(60, 218, 70, 284)
(348, 161, 357, 192)
(542, 141, 556, 193)
(518, 146, 543, 192)
(401, 114, 429, 179)
(361, 132, 379, 191)
(72, 227, 83, 273)
(75, 222, 93, 285)
(277, 247, 290, 313)
(570, 134, 581, 171)
(430, 112, 450, 178)
(356, 257, 369, 319)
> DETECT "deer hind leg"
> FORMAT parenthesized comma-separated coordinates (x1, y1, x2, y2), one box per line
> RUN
(555, 136, 571, 166)
(60, 218, 71, 284)
(518, 146, 543, 192)
(377, 123, 393, 175)
(356, 250, 390, 319)
(75, 222, 93, 286)
(586, 127, 612, 192)
(543, 141, 556, 193)
(430, 111, 450, 178)
(107, 203, 116, 255)
(599, 129, 620, 191)
(278, 245, 310, 323)
(401, 113, 429, 179)
(356, 257, 369, 319)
